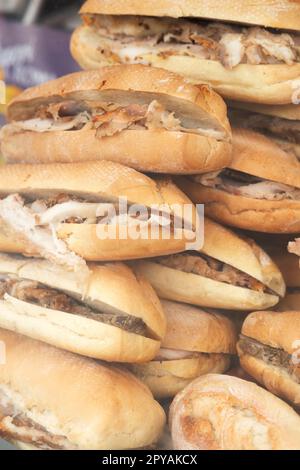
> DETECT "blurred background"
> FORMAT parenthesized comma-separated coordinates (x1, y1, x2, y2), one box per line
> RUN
(0, 0, 82, 125)
(0, 0, 82, 449)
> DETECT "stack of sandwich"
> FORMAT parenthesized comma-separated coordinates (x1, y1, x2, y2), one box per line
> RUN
(0, 0, 300, 451)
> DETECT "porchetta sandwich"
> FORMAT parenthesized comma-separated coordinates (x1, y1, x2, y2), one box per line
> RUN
(228, 102, 300, 160)
(0, 254, 166, 363)
(132, 218, 285, 311)
(170, 374, 300, 450)
(238, 310, 300, 407)
(0, 160, 197, 272)
(129, 299, 237, 398)
(71, 0, 300, 104)
(0, 329, 165, 450)
(179, 128, 300, 233)
(0, 65, 232, 173)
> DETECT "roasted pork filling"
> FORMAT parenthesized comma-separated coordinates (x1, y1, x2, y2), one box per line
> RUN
(0, 389, 74, 450)
(10, 98, 225, 140)
(0, 278, 148, 336)
(238, 335, 300, 383)
(229, 109, 300, 145)
(0, 192, 177, 273)
(155, 252, 267, 292)
(84, 14, 300, 68)
(194, 169, 300, 201)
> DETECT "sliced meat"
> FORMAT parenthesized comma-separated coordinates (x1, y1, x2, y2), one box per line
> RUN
(238, 335, 300, 382)
(0, 279, 148, 336)
(0, 194, 89, 279)
(155, 253, 266, 292)
(0, 389, 72, 450)
(246, 28, 297, 65)
(219, 33, 245, 69)
(229, 109, 300, 144)
(93, 103, 147, 137)
(89, 15, 299, 68)
(195, 169, 300, 201)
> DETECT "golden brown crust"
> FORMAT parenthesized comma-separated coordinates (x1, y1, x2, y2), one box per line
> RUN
(0, 255, 165, 339)
(0, 329, 166, 449)
(230, 129, 300, 187)
(133, 260, 280, 311)
(80, 0, 300, 30)
(0, 161, 198, 260)
(200, 218, 285, 296)
(7, 65, 230, 135)
(169, 374, 300, 450)
(0, 224, 192, 262)
(182, 181, 300, 233)
(0, 300, 161, 363)
(0, 160, 165, 205)
(1, 127, 232, 174)
(178, 129, 300, 233)
(129, 355, 230, 399)
(264, 248, 300, 288)
(238, 353, 300, 407)
(241, 310, 300, 354)
(71, 28, 300, 104)
(161, 300, 237, 353)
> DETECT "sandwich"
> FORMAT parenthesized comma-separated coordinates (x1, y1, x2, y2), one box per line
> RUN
(0, 253, 166, 363)
(238, 310, 300, 407)
(0, 160, 197, 273)
(132, 218, 285, 311)
(0, 329, 166, 450)
(0, 65, 232, 173)
(257, 241, 300, 311)
(178, 128, 300, 233)
(129, 299, 237, 398)
(228, 102, 300, 160)
(169, 374, 300, 450)
(71, 0, 300, 104)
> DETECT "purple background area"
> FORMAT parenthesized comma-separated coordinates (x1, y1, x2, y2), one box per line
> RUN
(0, 17, 79, 125)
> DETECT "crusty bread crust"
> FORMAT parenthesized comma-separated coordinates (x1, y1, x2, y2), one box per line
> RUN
(169, 374, 300, 450)
(0, 224, 193, 261)
(182, 182, 300, 233)
(3, 64, 231, 172)
(133, 261, 280, 311)
(200, 218, 285, 296)
(0, 329, 166, 449)
(130, 355, 230, 399)
(266, 249, 300, 288)
(1, 127, 232, 174)
(238, 353, 300, 407)
(179, 129, 300, 233)
(241, 310, 300, 354)
(0, 299, 161, 363)
(230, 129, 300, 187)
(71, 27, 300, 104)
(161, 300, 237, 354)
(227, 100, 300, 120)
(7, 65, 230, 134)
(0, 161, 197, 260)
(0, 255, 165, 339)
(80, 0, 300, 30)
